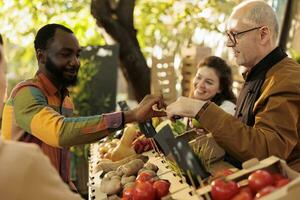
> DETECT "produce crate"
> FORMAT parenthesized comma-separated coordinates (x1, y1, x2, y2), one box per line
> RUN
(151, 56, 177, 104)
(189, 133, 225, 164)
(176, 129, 199, 142)
(197, 156, 300, 200)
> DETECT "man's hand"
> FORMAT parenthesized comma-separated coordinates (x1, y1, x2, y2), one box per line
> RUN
(124, 94, 167, 123)
(166, 96, 206, 119)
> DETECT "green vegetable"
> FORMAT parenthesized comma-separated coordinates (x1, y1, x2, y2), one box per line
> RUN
(171, 120, 186, 136)
(191, 118, 202, 128)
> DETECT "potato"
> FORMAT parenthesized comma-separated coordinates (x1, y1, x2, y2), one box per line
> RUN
(123, 182, 135, 189)
(104, 171, 117, 179)
(122, 159, 145, 176)
(144, 162, 159, 172)
(100, 177, 122, 195)
(121, 175, 136, 185)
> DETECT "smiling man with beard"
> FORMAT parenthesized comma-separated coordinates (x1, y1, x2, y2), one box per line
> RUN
(1, 24, 166, 190)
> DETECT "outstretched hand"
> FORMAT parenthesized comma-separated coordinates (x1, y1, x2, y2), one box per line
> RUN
(166, 96, 206, 119)
(124, 94, 167, 123)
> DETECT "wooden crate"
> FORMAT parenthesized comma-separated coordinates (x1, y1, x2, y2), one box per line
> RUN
(180, 45, 211, 97)
(151, 56, 177, 104)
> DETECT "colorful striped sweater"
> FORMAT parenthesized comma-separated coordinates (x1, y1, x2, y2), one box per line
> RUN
(1, 71, 123, 182)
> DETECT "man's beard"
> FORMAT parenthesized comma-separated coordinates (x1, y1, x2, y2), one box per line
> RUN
(45, 57, 78, 87)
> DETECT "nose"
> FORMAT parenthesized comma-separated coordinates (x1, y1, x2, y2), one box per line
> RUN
(196, 79, 205, 89)
(70, 56, 80, 68)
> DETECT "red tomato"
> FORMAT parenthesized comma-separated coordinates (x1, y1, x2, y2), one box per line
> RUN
(255, 186, 276, 199)
(136, 172, 155, 182)
(239, 186, 254, 197)
(231, 192, 253, 200)
(275, 178, 291, 188)
(248, 170, 274, 192)
(271, 173, 285, 182)
(133, 141, 144, 154)
(123, 187, 134, 199)
(211, 179, 239, 200)
(132, 181, 155, 200)
(152, 180, 171, 199)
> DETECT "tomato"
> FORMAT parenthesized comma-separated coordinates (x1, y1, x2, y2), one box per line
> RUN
(254, 186, 276, 199)
(271, 173, 285, 182)
(239, 186, 254, 197)
(248, 170, 274, 192)
(275, 178, 291, 188)
(152, 180, 170, 199)
(231, 192, 253, 200)
(211, 178, 239, 200)
(123, 187, 134, 199)
(136, 172, 155, 182)
(132, 181, 155, 200)
(133, 141, 144, 154)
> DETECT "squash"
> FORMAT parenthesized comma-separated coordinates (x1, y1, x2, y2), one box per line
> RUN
(110, 125, 139, 161)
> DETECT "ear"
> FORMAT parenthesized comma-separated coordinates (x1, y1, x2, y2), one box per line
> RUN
(36, 49, 46, 65)
(259, 26, 270, 45)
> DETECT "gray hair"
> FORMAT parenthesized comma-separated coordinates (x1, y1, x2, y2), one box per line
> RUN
(234, 0, 279, 42)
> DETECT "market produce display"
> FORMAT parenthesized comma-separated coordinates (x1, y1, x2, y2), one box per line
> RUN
(210, 169, 292, 200)
(98, 159, 171, 199)
(89, 122, 300, 200)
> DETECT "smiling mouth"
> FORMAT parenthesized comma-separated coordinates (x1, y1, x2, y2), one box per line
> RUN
(64, 69, 77, 77)
(195, 90, 205, 95)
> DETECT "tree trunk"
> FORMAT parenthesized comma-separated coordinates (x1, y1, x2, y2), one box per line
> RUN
(91, 0, 150, 102)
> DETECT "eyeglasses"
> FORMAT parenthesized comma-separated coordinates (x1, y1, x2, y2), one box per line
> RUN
(226, 26, 263, 46)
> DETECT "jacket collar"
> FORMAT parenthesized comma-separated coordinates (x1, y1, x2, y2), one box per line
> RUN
(242, 47, 287, 81)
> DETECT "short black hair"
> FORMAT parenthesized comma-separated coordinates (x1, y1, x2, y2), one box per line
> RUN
(34, 24, 73, 51)
(0, 34, 3, 45)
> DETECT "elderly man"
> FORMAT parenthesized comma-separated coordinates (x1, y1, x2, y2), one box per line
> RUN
(1, 24, 166, 185)
(167, 0, 300, 171)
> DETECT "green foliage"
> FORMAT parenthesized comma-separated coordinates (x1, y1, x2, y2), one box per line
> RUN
(71, 57, 99, 116)
(135, 0, 239, 57)
(0, 0, 239, 92)
(0, 0, 105, 92)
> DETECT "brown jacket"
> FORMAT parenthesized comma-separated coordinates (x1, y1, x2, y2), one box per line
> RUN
(0, 139, 82, 200)
(197, 57, 300, 172)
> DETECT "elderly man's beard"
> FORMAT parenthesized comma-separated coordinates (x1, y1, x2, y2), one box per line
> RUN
(45, 57, 78, 87)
